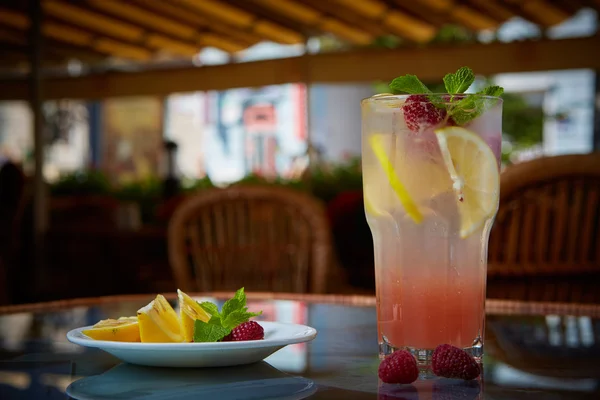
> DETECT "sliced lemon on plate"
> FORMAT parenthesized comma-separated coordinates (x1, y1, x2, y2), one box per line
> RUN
(82, 317, 140, 342)
(177, 289, 211, 342)
(368, 134, 423, 223)
(434, 126, 500, 238)
(137, 295, 184, 343)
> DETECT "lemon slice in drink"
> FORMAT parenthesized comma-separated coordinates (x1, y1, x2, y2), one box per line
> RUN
(82, 317, 140, 342)
(368, 135, 423, 223)
(434, 126, 500, 238)
(178, 289, 211, 342)
(137, 295, 184, 343)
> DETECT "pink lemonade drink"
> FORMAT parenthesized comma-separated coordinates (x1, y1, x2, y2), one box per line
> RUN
(361, 75, 502, 367)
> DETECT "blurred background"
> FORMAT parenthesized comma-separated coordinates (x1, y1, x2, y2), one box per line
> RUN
(0, 0, 599, 304)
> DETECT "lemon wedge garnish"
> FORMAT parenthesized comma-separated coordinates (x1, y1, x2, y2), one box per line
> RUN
(177, 289, 211, 342)
(434, 126, 500, 238)
(82, 317, 140, 342)
(368, 134, 423, 223)
(137, 295, 184, 343)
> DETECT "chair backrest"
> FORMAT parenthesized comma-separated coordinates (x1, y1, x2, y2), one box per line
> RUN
(488, 153, 600, 277)
(168, 185, 332, 293)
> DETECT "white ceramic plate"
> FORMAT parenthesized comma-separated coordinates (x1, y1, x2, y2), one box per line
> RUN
(66, 362, 317, 400)
(67, 321, 317, 368)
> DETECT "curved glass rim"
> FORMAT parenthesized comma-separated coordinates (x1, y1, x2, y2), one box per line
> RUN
(362, 93, 503, 104)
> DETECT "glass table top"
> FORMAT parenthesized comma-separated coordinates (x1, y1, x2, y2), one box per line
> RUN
(0, 293, 599, 399)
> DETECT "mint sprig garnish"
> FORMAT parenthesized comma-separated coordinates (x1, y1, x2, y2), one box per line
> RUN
(389, 67, 503, 125)
(450, 85, 504, 125)
(443, 66, 474, 95)
(193, 287, 262, 342)
(389, 74, 431, 94)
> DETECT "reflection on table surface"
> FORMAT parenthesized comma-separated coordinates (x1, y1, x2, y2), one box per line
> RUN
(0, 294, 599, 399)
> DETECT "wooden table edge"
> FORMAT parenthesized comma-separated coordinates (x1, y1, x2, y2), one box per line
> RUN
(1, 294, 600, 317)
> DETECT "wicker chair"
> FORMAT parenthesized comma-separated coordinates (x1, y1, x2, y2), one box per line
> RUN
(487, 153, 600, 302)
(168, 185, 332, 293)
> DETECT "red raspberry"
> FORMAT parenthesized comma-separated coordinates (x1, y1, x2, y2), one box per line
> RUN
(222, 321, 264, 341)
(403, 95, 446, 132)
(431, 344, 480, 380)
(378, 350, 419, 384)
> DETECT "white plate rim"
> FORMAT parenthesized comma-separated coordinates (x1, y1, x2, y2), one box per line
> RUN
(67, 321, 317, 351)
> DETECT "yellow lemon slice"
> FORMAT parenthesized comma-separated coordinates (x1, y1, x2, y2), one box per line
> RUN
(434, 126, 500, 238)
(177, 289, 211, 342)
(82, 317, 140, 342)
(137, 295, 184, 343)
(368, 135, 423, 223)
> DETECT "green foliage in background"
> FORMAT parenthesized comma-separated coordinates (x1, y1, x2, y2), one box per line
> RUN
(501, 93, 544, 147)
(309, 157, 362, 203)
(113, 177, 163, 223)
(430, 25, 478, 44)
(48, 156, 364, 224)
(50, 170, 111, 196)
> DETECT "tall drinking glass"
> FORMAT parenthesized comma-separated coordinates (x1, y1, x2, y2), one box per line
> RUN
(361, 94, 502, 367)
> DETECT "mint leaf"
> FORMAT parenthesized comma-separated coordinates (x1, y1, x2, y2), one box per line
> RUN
(389, 74, 431, 94)
(222, 310, 262, 331)
(234, 287, 246, 307)
(448, 86, 504, 125)
(193, 316, 230, 342)
(198, 301, 219, 318)
(221, 298, 242, 319)
(443, 66, 474, 94)
(481, 85, 504, 97)
(191, 287, 263, 342)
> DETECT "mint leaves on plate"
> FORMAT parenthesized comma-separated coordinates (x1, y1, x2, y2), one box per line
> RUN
(193, 287, 262, 342)
(389, 66, 504, 125)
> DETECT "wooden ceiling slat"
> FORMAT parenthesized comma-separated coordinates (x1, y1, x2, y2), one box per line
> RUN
(0, 37, 106, 67)
(390, 1, 455, 28)
(499, 0, 570, 27)
(0, 8, 29, 30)
(0, 28, 26, 45)
(199, 33, 246, 53)
(319, 19, 373, 45)
(93, 38, 152, 61)
(0, 0, 593, 71)
(467, 0, 515, 21)
(44, 23, 94, 47)
(43, 0, 145, 41)
(301, 0, 387, 37)
(0, 6, 155, 62)
(130, 0, 261, 48)
(85, 0, 206, 57)
(177, 0, 254, 27)
(227, 0, 313, 37)
(254, 0, 320, 24)
(332, 0, 436, 42)
(451, 6, 499, 30)
(87, 0, 197, 40)
(253, 20, 305, 44)
(43, 0, 203, 58)
(175, 0, 305, 44)
(252, 0, 372, 45)
(549, 0, 590, 14)
(397, 0, 499, 30)
(521, 0, 571, 26)
(146, 35, 199, 57)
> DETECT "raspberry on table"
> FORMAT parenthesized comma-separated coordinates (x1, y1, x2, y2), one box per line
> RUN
(402, 95, 446, 132)
(431, 344, 480, 380)
(378, 350, 419, 384)
(222, 321, 264, 341)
